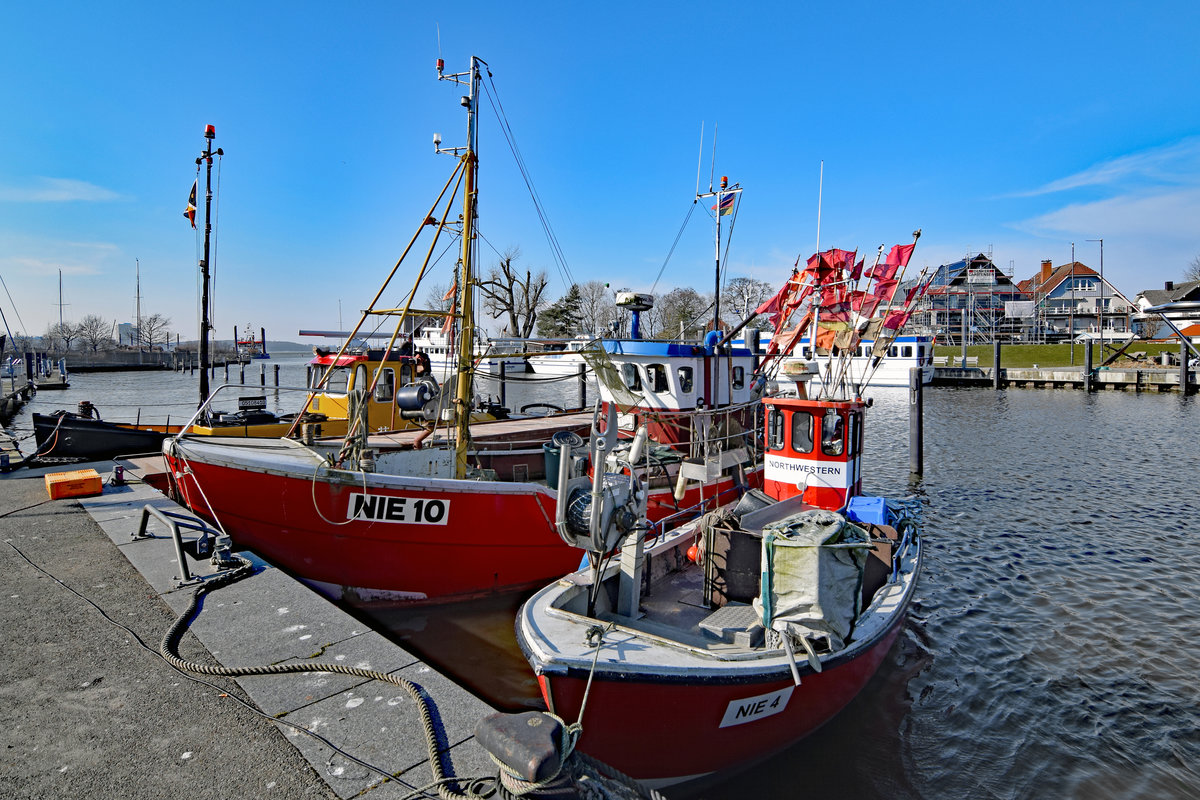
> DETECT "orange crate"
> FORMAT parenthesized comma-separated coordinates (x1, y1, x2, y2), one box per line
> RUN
(45, 469, 103, 500)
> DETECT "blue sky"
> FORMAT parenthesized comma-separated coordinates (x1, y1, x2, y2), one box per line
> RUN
(2, 1, 1199, 343)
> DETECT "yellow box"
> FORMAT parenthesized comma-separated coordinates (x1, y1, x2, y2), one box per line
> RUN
(45, 469, 104, 500)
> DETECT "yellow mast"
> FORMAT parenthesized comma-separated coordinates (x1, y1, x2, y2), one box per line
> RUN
(443, 56, 482, 479)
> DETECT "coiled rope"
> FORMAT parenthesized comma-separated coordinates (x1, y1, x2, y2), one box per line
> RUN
(158, 555, 489, 800)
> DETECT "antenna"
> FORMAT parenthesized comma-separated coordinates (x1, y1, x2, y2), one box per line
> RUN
(709, 123, 717, 192)
(694, 122, 704, 198)
(815, 161, 824, 254)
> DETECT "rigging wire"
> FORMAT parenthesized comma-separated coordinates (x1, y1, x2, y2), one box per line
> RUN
(0, 272, 30, 338)
(648, 201, 698, 296)
(478, 72, 575, 291)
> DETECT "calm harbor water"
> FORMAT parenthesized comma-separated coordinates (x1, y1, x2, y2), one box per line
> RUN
(9, 363, 1199, 799)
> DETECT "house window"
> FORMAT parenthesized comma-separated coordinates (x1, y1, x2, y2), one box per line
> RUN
(621, 363, 642, 391)
(790, 411, 813, 454)
(646, 363, 669, 393)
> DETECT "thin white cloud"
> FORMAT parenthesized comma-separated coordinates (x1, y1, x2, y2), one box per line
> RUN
(1013, 137, 1200, 197)
(0, 177, 124, 203)
(1019, 187, 1200, 242)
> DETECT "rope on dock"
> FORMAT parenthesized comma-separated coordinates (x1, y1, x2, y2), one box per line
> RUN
(159, 555, 495, 800)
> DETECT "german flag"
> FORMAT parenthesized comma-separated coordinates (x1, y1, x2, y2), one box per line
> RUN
(183, 180, 197, 228)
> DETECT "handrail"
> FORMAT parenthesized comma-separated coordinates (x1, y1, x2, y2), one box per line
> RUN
(131, 504, 227, 586)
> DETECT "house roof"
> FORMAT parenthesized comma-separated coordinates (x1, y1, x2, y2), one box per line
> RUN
(1137, 280, 1200, 306)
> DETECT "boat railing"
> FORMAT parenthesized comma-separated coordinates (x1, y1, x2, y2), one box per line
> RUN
(173, 382, 333, 437)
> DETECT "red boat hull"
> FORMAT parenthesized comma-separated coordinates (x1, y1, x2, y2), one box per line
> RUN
(536, 617, 905, 786)
(165, 451, 758, 604)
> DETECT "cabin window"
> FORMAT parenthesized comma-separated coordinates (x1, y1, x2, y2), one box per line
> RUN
(621, 363, 642, 391)
(373, 368, 395, 403)
(889, 346, 898, 358)
(846, 410, 860, 457)
(802, 347, 812, 358)
(902, 346, 913, 358)
(821, 411, 844, 456)
(317, 367, 350, 394)
(677, 366, 694, 393)
(790, 411, 813, 454)
(646, 363, 669, 393)
(732, 366, 745, 390)
(353, 364, 369, 394)
(767, 408, 785, 450)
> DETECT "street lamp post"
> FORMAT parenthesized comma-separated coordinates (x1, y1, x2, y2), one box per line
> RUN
(1087, 238, 1103, 361)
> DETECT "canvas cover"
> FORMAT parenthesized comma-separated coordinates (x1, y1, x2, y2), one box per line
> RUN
(752, 509, 872, 654)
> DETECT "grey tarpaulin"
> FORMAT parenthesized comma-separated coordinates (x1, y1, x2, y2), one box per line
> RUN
(752, 509, 872, 654)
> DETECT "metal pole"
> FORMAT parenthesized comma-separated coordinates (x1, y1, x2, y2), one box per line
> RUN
(578, 363, 587, 409)
(1069, 243, 1076, 366)
(908, 367, 923, 475)
(499, 361, 507, 409)
(260, 363, 265, 386)
(198, 125, 220, 409)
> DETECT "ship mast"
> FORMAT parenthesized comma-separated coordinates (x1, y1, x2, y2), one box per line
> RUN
(437, 56, 482, 479)
(195, 125, 222, 408)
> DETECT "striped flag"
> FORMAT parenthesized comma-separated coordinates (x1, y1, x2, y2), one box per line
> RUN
(183, 180, 197, 228)
(717, 191, 735, 216)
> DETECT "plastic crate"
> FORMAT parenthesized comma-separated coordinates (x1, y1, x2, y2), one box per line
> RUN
(846, 495, 888, 526)
(45, 469, 103, 500)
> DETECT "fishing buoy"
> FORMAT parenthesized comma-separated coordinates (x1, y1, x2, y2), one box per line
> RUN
(686, 544, 700, 564)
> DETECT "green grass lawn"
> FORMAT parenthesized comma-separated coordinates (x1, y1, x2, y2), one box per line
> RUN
(933, 342, 1186, 368)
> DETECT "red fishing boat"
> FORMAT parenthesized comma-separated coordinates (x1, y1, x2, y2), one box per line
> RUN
(516, 237, 927, 788)
(161, 56, 762, 605)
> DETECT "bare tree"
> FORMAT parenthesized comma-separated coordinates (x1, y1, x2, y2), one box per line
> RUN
(577, 280, 617, 336)
(77, 314, 113, 353)
(476, 247, 549, 338)
(1186, 254, 1200, 283)
(722, 277, 774, 327)
(139, 313, 172, 350)
(656, 287, 710, 340)
(45, 321, 81, 353)
(424, 283, 454, 314)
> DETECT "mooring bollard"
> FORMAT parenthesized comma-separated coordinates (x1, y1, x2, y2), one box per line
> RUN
(909, 366, 923, 476)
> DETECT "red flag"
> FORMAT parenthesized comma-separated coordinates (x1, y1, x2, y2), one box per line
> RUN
(183, 179, 197, 228)
(849, 290, 881, 317)
(882, 309, 913, 330)
(442, 281, 457, 301)
(886, 243, 915, 268)
(865, 261, 899, 281)
(872, 278, 898, 301)
(850, 258, 864, 281)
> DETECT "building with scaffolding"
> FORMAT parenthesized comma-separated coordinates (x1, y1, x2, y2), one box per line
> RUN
(907, 253, 1029, 345)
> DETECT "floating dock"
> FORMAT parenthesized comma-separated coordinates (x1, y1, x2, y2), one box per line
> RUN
(933, 365, 1197, 392)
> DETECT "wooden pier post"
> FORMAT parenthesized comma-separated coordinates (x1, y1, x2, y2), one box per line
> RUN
(498, 361, 507, 409)
(909, 367, 923, 475)
(239, 363, 245, 384)
(260, 363, 266, 386)
(273, 364, 280, 387)
(1182, 338, 1192, 396)
(224, 362, 229, 382)
(1083, 342, 1093, 393)
(992, 340, 1002, 390)
(578, 363, 587, 410)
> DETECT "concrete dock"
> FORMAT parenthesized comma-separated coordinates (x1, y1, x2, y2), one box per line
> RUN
(1, 459, 498, 799)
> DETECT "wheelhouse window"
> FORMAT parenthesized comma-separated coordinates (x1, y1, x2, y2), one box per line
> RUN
(790, 410, 813, 454)
(621, 363, 642, 391)
(889, 346, 899, 358)
(821, 411, 844, 456)
(315, 366, 350, 394)
(373, 368, 395, 403)
(677, 366, 694, 393)
(767, 407, 785, 450)
(902, 345, 913, 358)
(732, 366, 745, 390)
(646, 363, 669, 393)
(846, 410, 860, 457)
